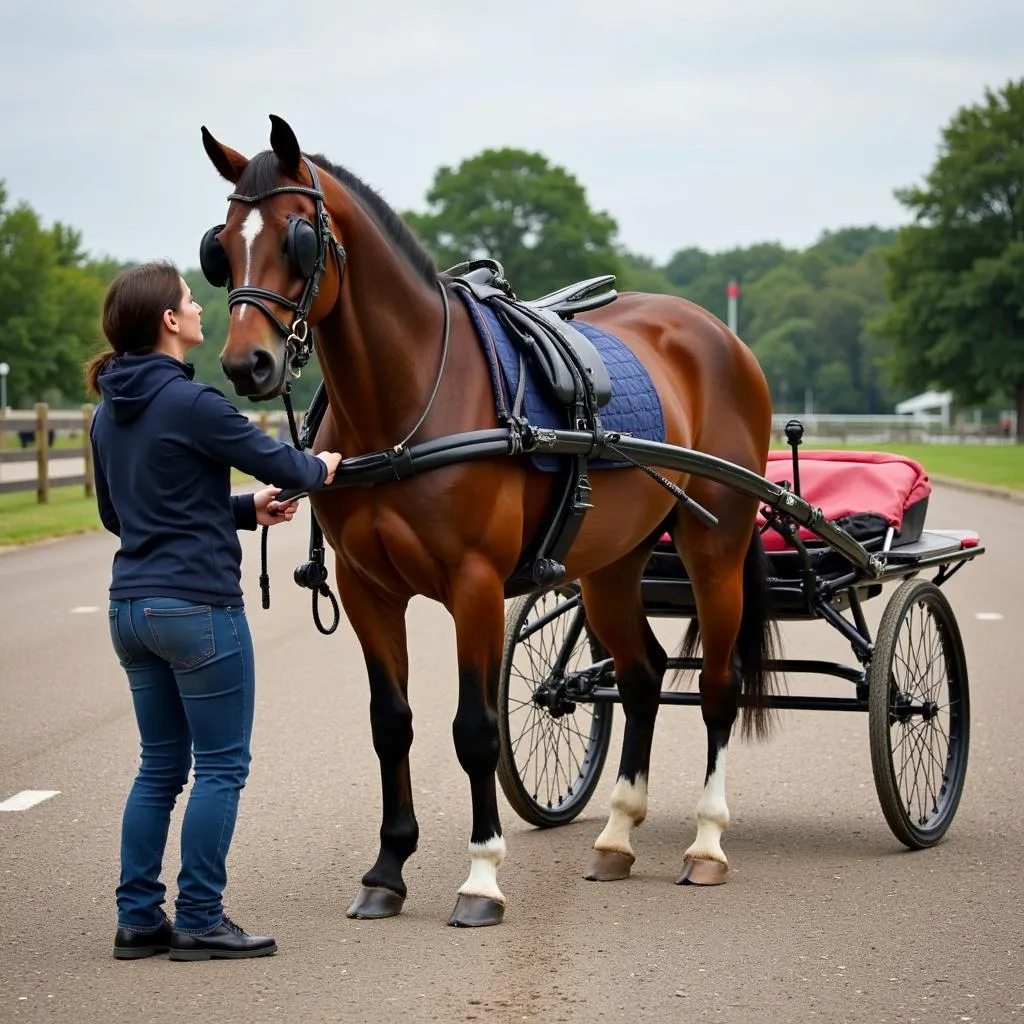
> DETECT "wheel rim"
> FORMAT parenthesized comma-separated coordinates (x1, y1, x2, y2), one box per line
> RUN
(884, 593, 967, 838)
(504, 589, 610, 816)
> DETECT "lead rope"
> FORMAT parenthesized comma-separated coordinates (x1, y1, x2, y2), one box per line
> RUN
(258, 385, 340, 634)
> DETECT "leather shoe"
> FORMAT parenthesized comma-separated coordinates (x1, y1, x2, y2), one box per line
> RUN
(113, 914, 173, 959)
(169, 916, 277, 961)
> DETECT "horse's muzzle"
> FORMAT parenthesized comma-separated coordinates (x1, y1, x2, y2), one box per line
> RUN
(221, 347, 282, 398)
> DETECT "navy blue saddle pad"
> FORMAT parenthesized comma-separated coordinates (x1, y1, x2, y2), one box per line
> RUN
(457, 291, 666, 471)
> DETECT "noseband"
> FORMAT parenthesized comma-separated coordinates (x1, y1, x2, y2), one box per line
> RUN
(223, 158, 346, 375)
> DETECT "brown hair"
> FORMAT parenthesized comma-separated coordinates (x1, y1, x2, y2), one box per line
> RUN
(84, 260, 183, 396)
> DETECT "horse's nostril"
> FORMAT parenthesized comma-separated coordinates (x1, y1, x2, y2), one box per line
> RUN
(250, 349, 276, 386)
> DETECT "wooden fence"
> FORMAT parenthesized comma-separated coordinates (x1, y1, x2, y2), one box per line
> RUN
(0, 405, 289, 502)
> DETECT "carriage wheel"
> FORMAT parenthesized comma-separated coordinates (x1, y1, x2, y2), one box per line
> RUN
(868, 579, 970, 849)
(497, 585, 614, 828)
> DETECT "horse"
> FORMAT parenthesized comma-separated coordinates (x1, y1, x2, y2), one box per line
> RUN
(198, 114, 778, 927)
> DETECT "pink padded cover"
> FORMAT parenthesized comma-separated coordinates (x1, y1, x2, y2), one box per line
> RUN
(756, 450, 931, 550)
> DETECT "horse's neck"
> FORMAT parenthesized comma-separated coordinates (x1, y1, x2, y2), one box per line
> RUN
(316, 213, 444, 455)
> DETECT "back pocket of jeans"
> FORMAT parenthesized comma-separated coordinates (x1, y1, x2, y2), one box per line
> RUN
(144, 605, 215, 669)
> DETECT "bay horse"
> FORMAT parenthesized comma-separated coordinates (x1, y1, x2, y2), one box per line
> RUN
(199, 115, 778, 927)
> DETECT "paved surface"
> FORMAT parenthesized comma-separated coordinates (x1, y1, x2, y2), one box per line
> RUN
(0, 454, 86, 486)
(1, 485, 1021, 1024)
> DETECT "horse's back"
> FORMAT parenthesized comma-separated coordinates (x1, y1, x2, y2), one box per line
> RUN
(580, 290, 772, 472)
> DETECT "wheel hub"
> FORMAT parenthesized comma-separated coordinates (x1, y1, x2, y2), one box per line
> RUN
(532, 679, 576, 718)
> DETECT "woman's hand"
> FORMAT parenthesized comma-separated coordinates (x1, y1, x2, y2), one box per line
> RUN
(254, 486, 300, 527)
(316, 451, 343, 485)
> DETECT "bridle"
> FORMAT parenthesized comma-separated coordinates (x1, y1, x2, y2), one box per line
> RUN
(209, 153, 453, 631)
(223, 157, 347, 376)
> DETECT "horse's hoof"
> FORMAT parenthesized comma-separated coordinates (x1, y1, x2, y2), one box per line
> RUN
(677, 857, 728, 886)
(346, 886, 406, 919)
(584, 849, 635, 881)
(447, 893, 505, 927)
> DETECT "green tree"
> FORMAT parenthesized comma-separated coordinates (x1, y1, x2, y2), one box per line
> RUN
(0, 185, 107, 407)
(878, 79, 1024, 440)
(404, 148, 622, 300)
(618, 251, 682, 296)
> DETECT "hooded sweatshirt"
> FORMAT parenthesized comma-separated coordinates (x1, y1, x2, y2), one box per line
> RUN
(91, 353, 326, 605)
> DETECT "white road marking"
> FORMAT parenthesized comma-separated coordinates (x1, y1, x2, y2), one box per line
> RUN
(70, 606, 98, 614)
(975, 612, 1004, 621)
(0, 790, 60, 812)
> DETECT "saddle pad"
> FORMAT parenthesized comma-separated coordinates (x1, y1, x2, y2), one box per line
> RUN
(757, 449, 931, 551)
(457, 290, 666, 471)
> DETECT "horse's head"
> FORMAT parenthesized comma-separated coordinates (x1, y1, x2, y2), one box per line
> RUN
(199, 115, 345, 400)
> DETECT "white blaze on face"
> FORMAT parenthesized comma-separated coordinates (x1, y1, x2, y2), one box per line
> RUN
(237, 209, 265, 320)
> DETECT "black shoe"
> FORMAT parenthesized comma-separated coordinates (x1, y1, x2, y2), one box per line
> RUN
(113, 914, 173, 959)
(169, 916, 277, 961)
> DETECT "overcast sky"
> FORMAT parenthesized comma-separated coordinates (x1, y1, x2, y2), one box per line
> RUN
(1, 0, 1021, 272)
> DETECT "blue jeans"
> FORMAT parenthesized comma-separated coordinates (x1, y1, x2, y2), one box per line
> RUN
(108, 598, 254, 934)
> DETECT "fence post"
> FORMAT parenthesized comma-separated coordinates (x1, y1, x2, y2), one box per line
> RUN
(82, 404, 95, 499)
(35, 402, 49, 504)
(258, 411, 269, 435)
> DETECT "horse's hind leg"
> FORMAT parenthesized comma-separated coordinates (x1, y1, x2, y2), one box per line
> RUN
(581, 547, 667, 882)
(338, 579, 419, 920)
(446, 556, 509, 927)
(676, 505, 771, 886)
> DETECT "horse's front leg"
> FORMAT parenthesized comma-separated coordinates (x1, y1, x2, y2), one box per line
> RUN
(338, 578, 418, 920)
(447, 558, 507, 927)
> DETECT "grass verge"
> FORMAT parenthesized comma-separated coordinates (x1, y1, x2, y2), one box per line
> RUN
(0, 472, 256, 548)
(793, 442, 1024, 492)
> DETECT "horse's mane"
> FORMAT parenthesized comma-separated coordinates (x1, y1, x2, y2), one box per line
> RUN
(235, 151, 438, 286)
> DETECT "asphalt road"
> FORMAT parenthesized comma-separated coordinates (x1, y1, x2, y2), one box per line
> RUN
(1, 484, 1021, 1024)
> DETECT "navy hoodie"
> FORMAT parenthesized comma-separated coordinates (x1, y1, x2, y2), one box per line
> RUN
(91, 353, 326, 605)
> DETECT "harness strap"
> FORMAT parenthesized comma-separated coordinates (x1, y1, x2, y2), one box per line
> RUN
(258, 386, 341, 634)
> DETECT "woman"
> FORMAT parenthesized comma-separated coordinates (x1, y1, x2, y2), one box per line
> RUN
(85, 261, 342, 961)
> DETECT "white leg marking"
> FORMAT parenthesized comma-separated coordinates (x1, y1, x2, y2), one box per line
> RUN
(237, 209, 264, 321)
(684, 748, 730, 864)
(458, 835, 506, 904)
(594, 774, 648, 856)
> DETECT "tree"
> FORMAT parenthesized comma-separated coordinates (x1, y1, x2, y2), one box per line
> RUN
(0, 186, 109, 407)
(404, 149, 622, 300)
(878, 80, 1024, 440)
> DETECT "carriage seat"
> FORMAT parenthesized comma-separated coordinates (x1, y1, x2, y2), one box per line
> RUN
(757, 450, 932, 552)
(649, 450, 934, 584)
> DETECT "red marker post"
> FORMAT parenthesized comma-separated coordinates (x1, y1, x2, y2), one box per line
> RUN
(726, 280, 740, 334)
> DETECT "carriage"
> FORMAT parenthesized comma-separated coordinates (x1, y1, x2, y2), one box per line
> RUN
(201, 115, 985, 925)
(495, 432, 982, 850)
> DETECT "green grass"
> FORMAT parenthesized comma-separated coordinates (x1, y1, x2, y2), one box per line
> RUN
(789, 442, 1024, 492)
(0, 485, 102, 546)
(0, 472, 256, 547)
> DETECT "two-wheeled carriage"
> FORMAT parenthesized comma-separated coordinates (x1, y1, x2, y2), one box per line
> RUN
(497, 429, 982, 850)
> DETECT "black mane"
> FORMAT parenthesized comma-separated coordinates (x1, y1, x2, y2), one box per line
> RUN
(234, 151, 437, 286)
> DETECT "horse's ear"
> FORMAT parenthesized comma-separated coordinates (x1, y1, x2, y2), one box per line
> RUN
(201, 126, 248, 183)
(269, 114, 302, 177)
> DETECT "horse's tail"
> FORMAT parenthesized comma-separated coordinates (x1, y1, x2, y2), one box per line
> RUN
(736, 528, 782, 740)
(677, 529, 783, 741)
